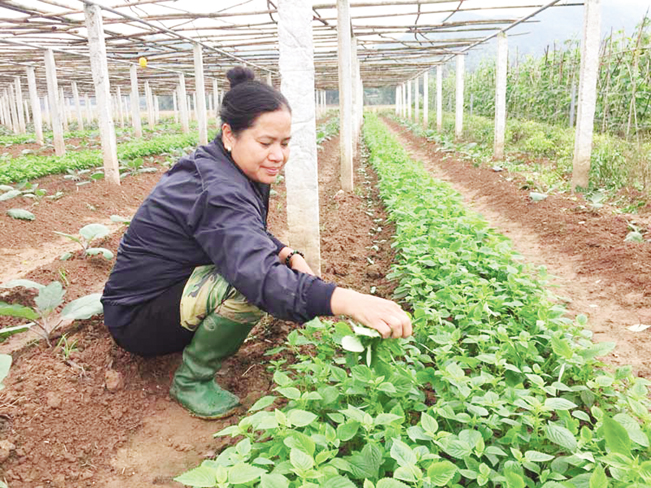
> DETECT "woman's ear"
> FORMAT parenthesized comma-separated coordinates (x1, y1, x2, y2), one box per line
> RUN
(221, 123, 235, 152)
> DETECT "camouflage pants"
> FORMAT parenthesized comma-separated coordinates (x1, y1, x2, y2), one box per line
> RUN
(180, 265, 265, 331)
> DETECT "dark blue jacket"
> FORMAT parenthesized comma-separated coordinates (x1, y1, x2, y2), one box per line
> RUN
(101, 136, 335, 329)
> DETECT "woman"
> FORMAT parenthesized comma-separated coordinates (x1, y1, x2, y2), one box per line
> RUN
(101, 67, 412, 419)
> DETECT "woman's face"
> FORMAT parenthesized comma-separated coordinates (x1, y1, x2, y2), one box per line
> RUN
(222, 109, 291, 185)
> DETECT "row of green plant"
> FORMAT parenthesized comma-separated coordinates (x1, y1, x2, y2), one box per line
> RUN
(0, 132, 198, 184)
(399, 110, 651, 202)
(439, 18, 651, 139)
(316, 115, 340, 150)
(175, 113, 651, 487)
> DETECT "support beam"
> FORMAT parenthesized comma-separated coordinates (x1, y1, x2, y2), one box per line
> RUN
(44, 50, 65, 156)
(571, 0, 601, 190)
(194, 43, 208, 145)
(84, 94, 92, 125)
(395, 85, 400, 115)
(213, 79, 219, 120)
(178, 75, 190, 133)
(414, 76, 419, 123)
(130, 65, 142, 138)
(494, 32, 508, 159)
(71, 82, 84, 131)
(278, 0, 322, 274)
(173, 90, 179, 124)
(116, 85, 124, 128)
(60, 90, 69, 133)
(351, 36, 359, 156)
(423, 71, 429, 128)
(154, 95, 160, 125)
(402, 82, 406, 118)
(26, 67, 43, 145)
(84, 3, 119, 185)
(7, 85, 19, 135)
(14, 77, 26, 134)
(43, 95, 51, 129)
(144, 80, 155, 129)
(337, 0, 353, 191)
(455, 55, 465, 139)
(436, 66, 443, 131)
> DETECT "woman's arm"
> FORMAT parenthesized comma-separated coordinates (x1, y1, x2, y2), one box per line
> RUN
(278, 246, 316, 276)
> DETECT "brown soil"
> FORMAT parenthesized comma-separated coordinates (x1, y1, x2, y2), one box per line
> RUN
(0, 133, 396, 487)
(383, 117, 651, 377)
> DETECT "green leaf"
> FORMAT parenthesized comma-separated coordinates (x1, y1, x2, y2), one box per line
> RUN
(589, 465, 608, 488)
(529, 191, 548, 202)
(603, 415, 631, 457)
(322, 476, 357, 488)
(545, 398, 578, 411)
(173, 466, 217, 487)
(443, 440, 472, 459)
(427, 461, 457, 486)
(625, 231, 644, 243)
(341, 335, 365, 352)
(337, 421, 360, 441)
(374, 413, 402, 426)
(525, 450, 555, 462)
(0, 189, 21, 201)
(276, 387, 301, 400)
(7, 208, 35, 220)
(79, 223, 110, 242)
(1, 279, 45, 290)
(376, 479, 410, 488)
(290, 448, 314, 472)
(288, 409, 317, 428)
(86, 247, 114, 259)
(35, 281, 65, 313)
(421, 412, 438, 433)
(613, 413, 649, 447)
(504, 470, 525, 488)
(390, 439, 417, 467)
(0, 302, 38, 320)
(260, 474, 290, 488)
(545, 424, 577, 452)
(227, 462, 265, 485)
(249, 395, 276, 412)
(347, 444, 382, 479)
(61, 293, 103, 320)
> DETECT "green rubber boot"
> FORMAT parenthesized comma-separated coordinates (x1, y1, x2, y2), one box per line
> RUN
(170, 313, 255, 419)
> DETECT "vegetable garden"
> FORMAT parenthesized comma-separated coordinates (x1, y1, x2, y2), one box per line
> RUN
(1, 1, 651, 487)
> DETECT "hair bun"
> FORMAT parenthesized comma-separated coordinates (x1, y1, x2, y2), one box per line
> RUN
(227, 66, 255, 89)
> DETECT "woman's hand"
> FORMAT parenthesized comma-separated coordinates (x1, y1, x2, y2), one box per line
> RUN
(289, 254, 315, 276)
(330, 288, 412, 339)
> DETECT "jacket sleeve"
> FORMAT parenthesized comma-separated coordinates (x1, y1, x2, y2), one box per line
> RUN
(188, 182, 335, 323)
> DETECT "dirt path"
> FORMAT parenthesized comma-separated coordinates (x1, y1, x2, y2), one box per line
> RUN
(383, 118, 651, 378)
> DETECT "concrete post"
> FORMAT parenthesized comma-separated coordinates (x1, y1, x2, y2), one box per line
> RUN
(144, 80, 155, 129)
(437, 66, 443, 131)
(402, 83, 406, 118)
(415, 77, 420, 123)
(130, 65, 143, 138)
(43, 95, 51, 129)
(26, 67, 43, 145)
(267, 71, 273, 86)
(494, 32, 508, 159)
(571, 0, 601, 190)
(116, 86, 124, 128)
(154, 95, 160, 125)
(84, 3, 120, 185)
(423, 71, 429, 128)
(173, 90, 179, 124)
(84, 94, 92, 124)
(72, 82, 84, 131)
(407, 78, 412, 120)
(178, 74, 189, 133)
(44, 50, 65, 155)
(7, 85, 19, 134)
(14, 77, 26, 133)
(278, 0, 322, 274)
(455, 55, 465, 139)
(350, 36, 359, 155)
(337, 0, 353, 191)
(213, 79, 219, 120)
(193, 43, 208, 145)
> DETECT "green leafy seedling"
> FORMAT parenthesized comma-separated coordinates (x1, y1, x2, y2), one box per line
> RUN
(54, 223, 114, 259)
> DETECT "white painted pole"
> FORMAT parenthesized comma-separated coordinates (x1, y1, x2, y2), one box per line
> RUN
(337, 0, 353, 191)
(144, 80, 155, 129)
(44, 50, 65, 155)
(407, 78, 412, 120)
(193, 43, 208, 145)
(173, 90, 179, 124)
(26, 67, 43, 145)
(415, 77, 419, 123)
(267, 71, 273, 86)
(14, 77, 26, 134)
(72, 81, 84, 131)
(129, 65, 142, 138)
(7, 86, 19, 134)
(571, 0, 601, 190)
(423, 71, 429, 128)
(43, 95, 51, 129)
(401, 83, 406, 118)
(455, 55, 465, 139)
(350, 36, 359, 155)
(0, 93, 6, 128)
(84, 3, 120, 185)
(212, 79, 219, 120)
(278, 0, 322, 275)
(395, 85, 400, 115)
(436, 66, 443, 131)
(116, 85, 124, 128)
(24, 100, 30, 125)
(192, 93, 197, 121)
(84, 94, 92, 124)
(154, 95, 160, 125)
(178, 74, 189, 133)
(494, 32, 508, 160)
(60, 89, 69, 133)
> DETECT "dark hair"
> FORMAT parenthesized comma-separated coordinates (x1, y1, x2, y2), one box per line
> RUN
(220, 67, 291, 135)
